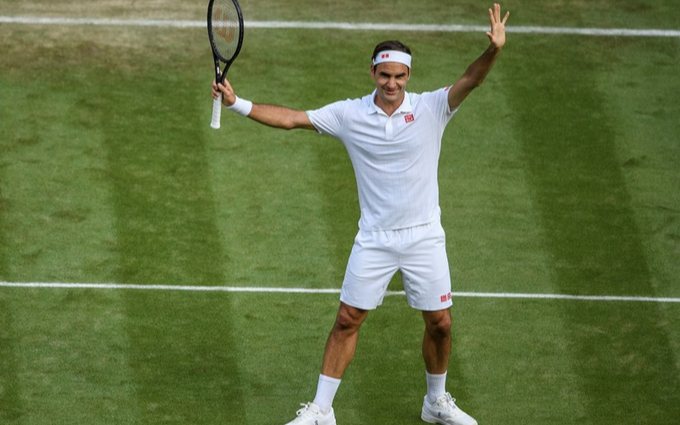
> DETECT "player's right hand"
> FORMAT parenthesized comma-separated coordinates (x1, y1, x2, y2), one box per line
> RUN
(212, 78, 237, 107)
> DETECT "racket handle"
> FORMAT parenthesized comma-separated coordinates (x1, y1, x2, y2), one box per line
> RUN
(211, 94, 222, 129)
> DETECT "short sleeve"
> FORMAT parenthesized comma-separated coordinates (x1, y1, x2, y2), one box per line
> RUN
(418, 87, 458, 125)
(306, 99, 351, 138)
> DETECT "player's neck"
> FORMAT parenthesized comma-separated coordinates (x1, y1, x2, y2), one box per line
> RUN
(374, 93, 405, 116)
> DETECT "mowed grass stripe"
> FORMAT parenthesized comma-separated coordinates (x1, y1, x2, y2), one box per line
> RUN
(2, 289, 139, 424)
(85, 28, 248, 423)
(0, 75, 19, 425)
(504, 35, 680, 424)
(0, 294, 21, 422)
(0, 41, 137, 422)
(603, 37, 680, 297)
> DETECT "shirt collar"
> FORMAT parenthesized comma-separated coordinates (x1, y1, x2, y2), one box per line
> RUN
(368, 89, 413, 116)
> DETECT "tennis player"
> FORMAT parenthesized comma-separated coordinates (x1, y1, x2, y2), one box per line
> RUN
(213, 4, 509, 425)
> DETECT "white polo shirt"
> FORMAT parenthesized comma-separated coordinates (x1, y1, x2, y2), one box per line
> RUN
(307, 87, 457, 231)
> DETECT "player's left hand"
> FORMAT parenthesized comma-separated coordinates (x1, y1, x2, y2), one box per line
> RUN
(486, 3, 510, 49)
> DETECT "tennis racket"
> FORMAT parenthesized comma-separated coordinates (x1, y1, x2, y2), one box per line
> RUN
(207, 0, 244, 129)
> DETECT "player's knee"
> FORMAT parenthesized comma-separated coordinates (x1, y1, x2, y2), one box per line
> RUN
(425, 310, 451, 339)
(333, 304, 367, 332)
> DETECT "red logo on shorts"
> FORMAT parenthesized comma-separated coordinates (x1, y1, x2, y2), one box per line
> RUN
(440, 292, 452, 303)
(404, 113, 414, 123)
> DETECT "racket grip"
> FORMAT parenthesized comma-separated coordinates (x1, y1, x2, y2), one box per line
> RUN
(210, 95, 222, 129)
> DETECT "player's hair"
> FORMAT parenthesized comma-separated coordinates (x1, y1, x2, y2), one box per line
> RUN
(371, 40, 412, 62)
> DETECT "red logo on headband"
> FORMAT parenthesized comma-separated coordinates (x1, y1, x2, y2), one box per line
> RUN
(381, 53, 389, 59)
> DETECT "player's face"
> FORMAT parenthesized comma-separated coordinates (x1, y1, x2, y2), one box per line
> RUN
(371, 62, 410, 108)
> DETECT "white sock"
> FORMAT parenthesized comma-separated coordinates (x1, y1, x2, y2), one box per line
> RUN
(312, 374, 341, 414)
(426, 371, 447, 404)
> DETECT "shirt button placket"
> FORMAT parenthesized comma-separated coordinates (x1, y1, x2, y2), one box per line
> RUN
(385, 116, 393, 139)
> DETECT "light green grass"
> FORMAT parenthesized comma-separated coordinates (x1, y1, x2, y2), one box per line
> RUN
(2, 0, 680, 28)
(1, 1, 679, 424)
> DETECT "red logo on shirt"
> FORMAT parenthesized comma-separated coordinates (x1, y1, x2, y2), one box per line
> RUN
(404, 113, 415, 123)
(440, 293, 452, 303)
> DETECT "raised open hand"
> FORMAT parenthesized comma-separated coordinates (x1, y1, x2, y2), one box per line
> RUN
(486, 3, 510, 49)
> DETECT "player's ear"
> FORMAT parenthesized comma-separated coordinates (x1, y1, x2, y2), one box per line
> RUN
(370, 64, 376, 76)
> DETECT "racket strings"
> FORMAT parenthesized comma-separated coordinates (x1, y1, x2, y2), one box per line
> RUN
(210, 0, 241, 61)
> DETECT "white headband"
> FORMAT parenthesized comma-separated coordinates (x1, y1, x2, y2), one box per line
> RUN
(372, 50, 412, 68)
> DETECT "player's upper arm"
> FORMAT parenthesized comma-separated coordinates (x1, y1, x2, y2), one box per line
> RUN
(447, 75, 479, 112)
(291, 110, 317, 131)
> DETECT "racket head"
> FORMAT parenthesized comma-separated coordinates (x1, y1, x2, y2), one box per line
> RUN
(207, 0, 244, 82)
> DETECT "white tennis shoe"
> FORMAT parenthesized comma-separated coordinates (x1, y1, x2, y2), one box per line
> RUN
(284, 402, 336, 425)
(421, 393, 478, 425)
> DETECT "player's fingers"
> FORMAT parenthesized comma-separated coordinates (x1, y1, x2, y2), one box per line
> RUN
(217, 83, 232, 98)
(502, 11, 510, 25)
(221, 77, 234, 91)
(217, 82, 237, 105)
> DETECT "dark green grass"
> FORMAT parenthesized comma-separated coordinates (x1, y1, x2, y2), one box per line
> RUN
(1, 1, 680, 424)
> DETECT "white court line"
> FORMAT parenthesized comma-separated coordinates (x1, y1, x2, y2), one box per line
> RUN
(1, 281, 679, 303)
(1, 16, 680, 37)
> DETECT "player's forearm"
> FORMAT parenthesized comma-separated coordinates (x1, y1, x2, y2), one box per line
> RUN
(224, 94, 314, 130)
(447, 43, 503, 110)
(463, 43, 502, 88)
(247, 103, 292, 128)
(247, 103, 315, 131)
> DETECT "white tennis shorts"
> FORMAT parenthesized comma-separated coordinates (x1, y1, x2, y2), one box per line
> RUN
(340, 219, 453, 311)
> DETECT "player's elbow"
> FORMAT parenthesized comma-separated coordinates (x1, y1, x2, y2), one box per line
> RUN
(472, 78, 485, 88)
(282, 111, 313, 131)
(462, 68, 489, 88)
(465, 74, 485, 89)
(280, 118, 298, 130)
(263, 118, 301, 131)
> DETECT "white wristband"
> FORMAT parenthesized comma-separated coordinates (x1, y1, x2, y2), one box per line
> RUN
(226, 96, 253, 116)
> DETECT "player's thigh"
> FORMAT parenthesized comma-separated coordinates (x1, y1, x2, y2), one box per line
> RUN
(341, 230, 399, 310)
(401, 221, 453, 310)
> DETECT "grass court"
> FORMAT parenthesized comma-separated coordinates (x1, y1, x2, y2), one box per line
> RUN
(1, 1, 679, 424)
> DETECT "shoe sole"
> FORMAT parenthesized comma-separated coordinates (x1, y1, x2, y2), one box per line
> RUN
(422, 410, 444, 424)
(421, 411, 478, 425)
